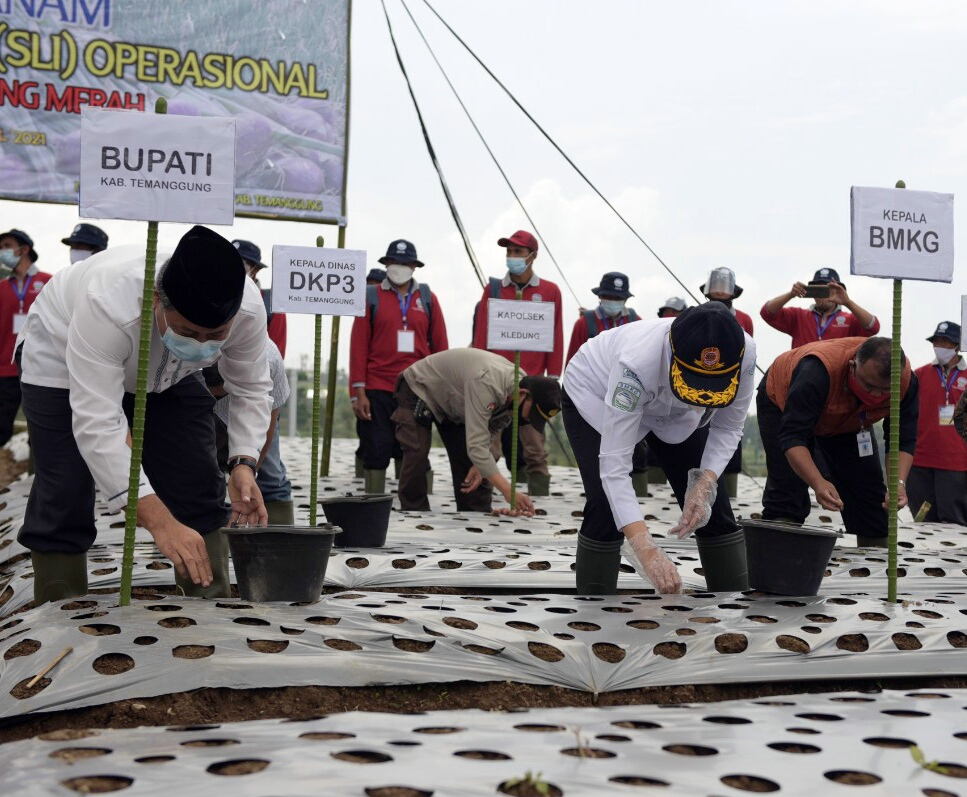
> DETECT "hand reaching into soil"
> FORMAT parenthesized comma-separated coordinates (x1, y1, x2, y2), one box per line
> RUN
(137, 494, 212, 587)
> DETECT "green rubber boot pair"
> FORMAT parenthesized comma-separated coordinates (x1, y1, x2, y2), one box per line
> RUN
(632, 472, 649, 498)
(696, 530, 749, 592)
(364, 469, 386, 494)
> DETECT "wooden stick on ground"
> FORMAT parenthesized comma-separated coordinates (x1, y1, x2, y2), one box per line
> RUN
(27, 645, 72, 688)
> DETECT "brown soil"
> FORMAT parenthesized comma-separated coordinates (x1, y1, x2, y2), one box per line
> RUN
(0, 448, 27, 490)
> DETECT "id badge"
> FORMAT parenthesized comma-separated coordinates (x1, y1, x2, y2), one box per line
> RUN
(397, 330, 415, 353)
(940, 404, 955, 426)
(856, 429, 873, 457)
(12, 313, 26, 334)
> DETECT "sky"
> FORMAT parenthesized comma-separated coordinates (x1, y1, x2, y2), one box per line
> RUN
(2, 0, 967, 399)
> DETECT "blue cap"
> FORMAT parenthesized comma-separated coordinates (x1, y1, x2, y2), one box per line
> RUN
(591, 272, 633, 299)
(62, 223, 108, 252)
(231, 239, 267, 269)
(0, 229, 36, 262)
(928, 321, 961, 346)
(378, 239, 423, 267)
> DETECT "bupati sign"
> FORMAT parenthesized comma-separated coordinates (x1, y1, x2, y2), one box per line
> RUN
(850, 186, 954, 282)
(79, 108, 235, 224)
(0, 0, 349, 223)
(270, 245, 366, 317)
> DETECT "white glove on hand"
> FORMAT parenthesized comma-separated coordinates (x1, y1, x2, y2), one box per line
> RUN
(670, 468, 718, 540)
(621, 537, 682, 594)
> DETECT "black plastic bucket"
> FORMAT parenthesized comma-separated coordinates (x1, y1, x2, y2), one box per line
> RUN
(221, 524, 340, 603)
(743, 520, 841, 596)
(321, 494, 394, 547)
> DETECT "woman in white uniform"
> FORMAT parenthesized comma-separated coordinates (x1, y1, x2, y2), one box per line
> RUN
(562, 303, 756, 594)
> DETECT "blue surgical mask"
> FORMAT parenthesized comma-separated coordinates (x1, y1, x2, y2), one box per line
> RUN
(600, 300, 626, 317)
(158, 309, 225, 363)
(0, 249, 19, 268)
(507, 257, 529, 275)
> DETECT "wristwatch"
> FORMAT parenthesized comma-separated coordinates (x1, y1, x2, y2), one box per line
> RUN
(227, 455, 258, 476)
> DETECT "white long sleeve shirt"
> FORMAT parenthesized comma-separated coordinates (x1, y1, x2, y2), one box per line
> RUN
(18, 245, 272, 512)
(563, 318, 756, 529)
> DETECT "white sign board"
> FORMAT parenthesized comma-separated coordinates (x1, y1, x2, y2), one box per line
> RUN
(79, 108, 236, 225)
(486, 299, 556, 352)
(270, 245, 366, 316)
(850, 186, 954, 282)
(962, 296, 967, 350)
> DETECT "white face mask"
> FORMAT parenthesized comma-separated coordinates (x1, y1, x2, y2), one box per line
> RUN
(935, 346, 957, 365)
(599, 299, 626, 318)
(386, 264, 414, 286)
(70, 248, 92, 264)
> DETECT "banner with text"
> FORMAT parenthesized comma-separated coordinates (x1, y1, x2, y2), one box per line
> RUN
(0, 0, 348, 223)
(270, 245, 366, 317)
(850, 186, 954, 282)
(486, 299, 556, 352)
(80, 108, 235, 224)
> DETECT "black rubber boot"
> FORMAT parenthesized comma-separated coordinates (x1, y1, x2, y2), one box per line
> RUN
(527, 472, 550, 497)
(363, 469, 386, 494)
(265, 500, 295, 525)
(31, 552, 88, 606)
(646, 466, 667, 485)
(696, 529, 749, 592)
(856, 535, 887, 548)
(632, 472, 649, 498)
(175, 530, 232, 599)
(575, 534, 622, 595)
(723, 472, 739, 499)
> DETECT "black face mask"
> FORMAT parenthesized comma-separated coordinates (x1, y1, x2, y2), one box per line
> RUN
(709, 297, 733, 309)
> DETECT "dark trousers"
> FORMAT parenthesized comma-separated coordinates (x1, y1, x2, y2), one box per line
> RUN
(18, 374, 229, 554)
(0, 374, 22, 446)
(357, 389, 402, 470)
(392, 377, 492, 512)
(756, 385, 887, 537)
(561, 388, 738, 543)
(907, 465, 967, 526)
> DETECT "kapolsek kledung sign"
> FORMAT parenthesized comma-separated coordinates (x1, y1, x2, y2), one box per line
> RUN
(486, 298, 556, 352)
(850, 186, 954, 282)
(79, 108, 236, 224)
(270, 245, 366, 316)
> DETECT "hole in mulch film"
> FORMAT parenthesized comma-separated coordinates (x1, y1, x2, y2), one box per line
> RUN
(306, 616, 340, 625)
(514, 724, 566, 732)
(892, 633, 923, 650)
(592, 642, 626, 663)
(947, 632, 967, 648)
(609, 776, 669, 787)
(324, 639, 362, 652)
(626, 620, 659, 630)
(443, 617, 477, 630)
(4, 638, 40, 659)
(39, 730, 100, 741)
(49, 748, 113, 762)
(61, 776, 133, 792)
(653, 642, 686, 659)
(796, 713, 844, 722)
(596, 734, 632, 742)
(823, 771, 882, 785)
(498, 778, 562, 796)
(463, 643, 503, 656)
(133, 636, 157, 645)
(393, 637, 435, 653)
(704, 716, 752, 725)
(135, 756, 175, 764)
(714, 633, 748, 654)
(454, 749, 512, 760)
(181, 739, 240, 748)
(663, 744, 718, 756)
(246, 639, 289, 654)
(299, 731, 357, 740)
(171, 645, 214, 659)
(330, 750, 393, 764)
(612, 720, 661, 730)
(882, 710, 931, 718)
(836, 634, 869, 652)
(92, 653, 135, 675)
(60, 601, 98, 611)
(776, 635, 810, 653)
(568, 621, 601, 632)
(145, 604, 181, 612)
(372, 615, 406, 624)
(506, 621, 540, 632)
(157, 617, 196, 629)
(561, 746, 616, 759)
(392, 559, 416, 569)
(720, 774, 780, 792)
(528, 642, 565, 662)
(364, 789, 433, 797)
(768, 742, 821, 753)
(862, 737, 915, 748)
(206, 759, 270, 776)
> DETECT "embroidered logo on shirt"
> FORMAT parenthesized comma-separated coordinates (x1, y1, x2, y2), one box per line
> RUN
(836, 316, 846, 325)
(532, 294, 543, 302)
(622, 368, 642, 385)
(958, 377, 967, 389)
(611, 382, 641, 412)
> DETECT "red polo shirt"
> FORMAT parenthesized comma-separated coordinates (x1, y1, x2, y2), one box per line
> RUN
(913, 359, 967, 472)
(761, 304, 879, 349)
(0, 268, 51, 377)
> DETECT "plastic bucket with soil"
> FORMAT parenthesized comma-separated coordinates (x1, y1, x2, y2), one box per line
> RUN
(742, 519, 840, 596)
(321, 494, 393, 547)
(221, 524, 340, 602)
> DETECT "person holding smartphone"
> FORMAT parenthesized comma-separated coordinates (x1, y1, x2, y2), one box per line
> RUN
(761, 267, 879, 349)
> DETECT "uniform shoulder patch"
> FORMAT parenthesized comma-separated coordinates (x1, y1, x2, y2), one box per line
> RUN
(611, 381, 642, 412)
(621, 368, 642, 385)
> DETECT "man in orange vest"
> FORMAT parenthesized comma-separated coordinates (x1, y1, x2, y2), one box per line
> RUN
(756, 337, 918, 547)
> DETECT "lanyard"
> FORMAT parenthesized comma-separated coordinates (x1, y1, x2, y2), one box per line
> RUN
(936, 366, 960, 403)
(11, 274, 32, 311)
(397, 285, 414, 330)
(600, 312, 628, 330)
(815, 310, 837, 340)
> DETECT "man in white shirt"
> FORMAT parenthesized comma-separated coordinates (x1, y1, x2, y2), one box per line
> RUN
(562, 303, 756, 594)
(17, 226, 272, 604)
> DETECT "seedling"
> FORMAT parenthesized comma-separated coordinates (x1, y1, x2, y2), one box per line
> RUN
(503, 770, 551, 796)
(910, 745, 948, 775)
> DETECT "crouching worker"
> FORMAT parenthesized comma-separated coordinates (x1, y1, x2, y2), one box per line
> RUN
(393, 349, 561, 515)
(562, 303, 756, 595)
(17, 226, 272, 605)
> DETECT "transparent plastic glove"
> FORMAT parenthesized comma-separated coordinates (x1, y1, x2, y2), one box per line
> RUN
(670, 468, 717, 539)
(621, 538, 682, 594)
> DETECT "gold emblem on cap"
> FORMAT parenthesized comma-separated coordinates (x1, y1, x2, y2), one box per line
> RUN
(699, 347, 720, 370)
(670, 362, 739, 407)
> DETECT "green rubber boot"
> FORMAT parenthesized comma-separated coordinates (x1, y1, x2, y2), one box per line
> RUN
(696, 530, 749, 592)
(175, 530, 232, 599)
(426, 468, 434, 495)
(363, 468, 386, 494)
(265, 500, 295, 526)
(575, 534, 622, 595)
(527, 472, 551, 497)
(31, 551, 88, 606)
(646, 466, 667, 485)
(354, 455, 364, 479)
(632, 472, 649, 498)
(856, 535, 887, 548)
(723, 472, 739, 499)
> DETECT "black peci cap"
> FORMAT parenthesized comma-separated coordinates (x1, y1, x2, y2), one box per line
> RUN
(519, 376, 562, 432)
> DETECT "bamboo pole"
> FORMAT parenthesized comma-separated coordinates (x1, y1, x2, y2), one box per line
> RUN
(321, 226, 346, 478)
(26, 646, 72, 688)
(309, 235, 325, 526)
(887, 178, 905, 603)
(509, 286, 523, 505)
(119, 98, 166, 606)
